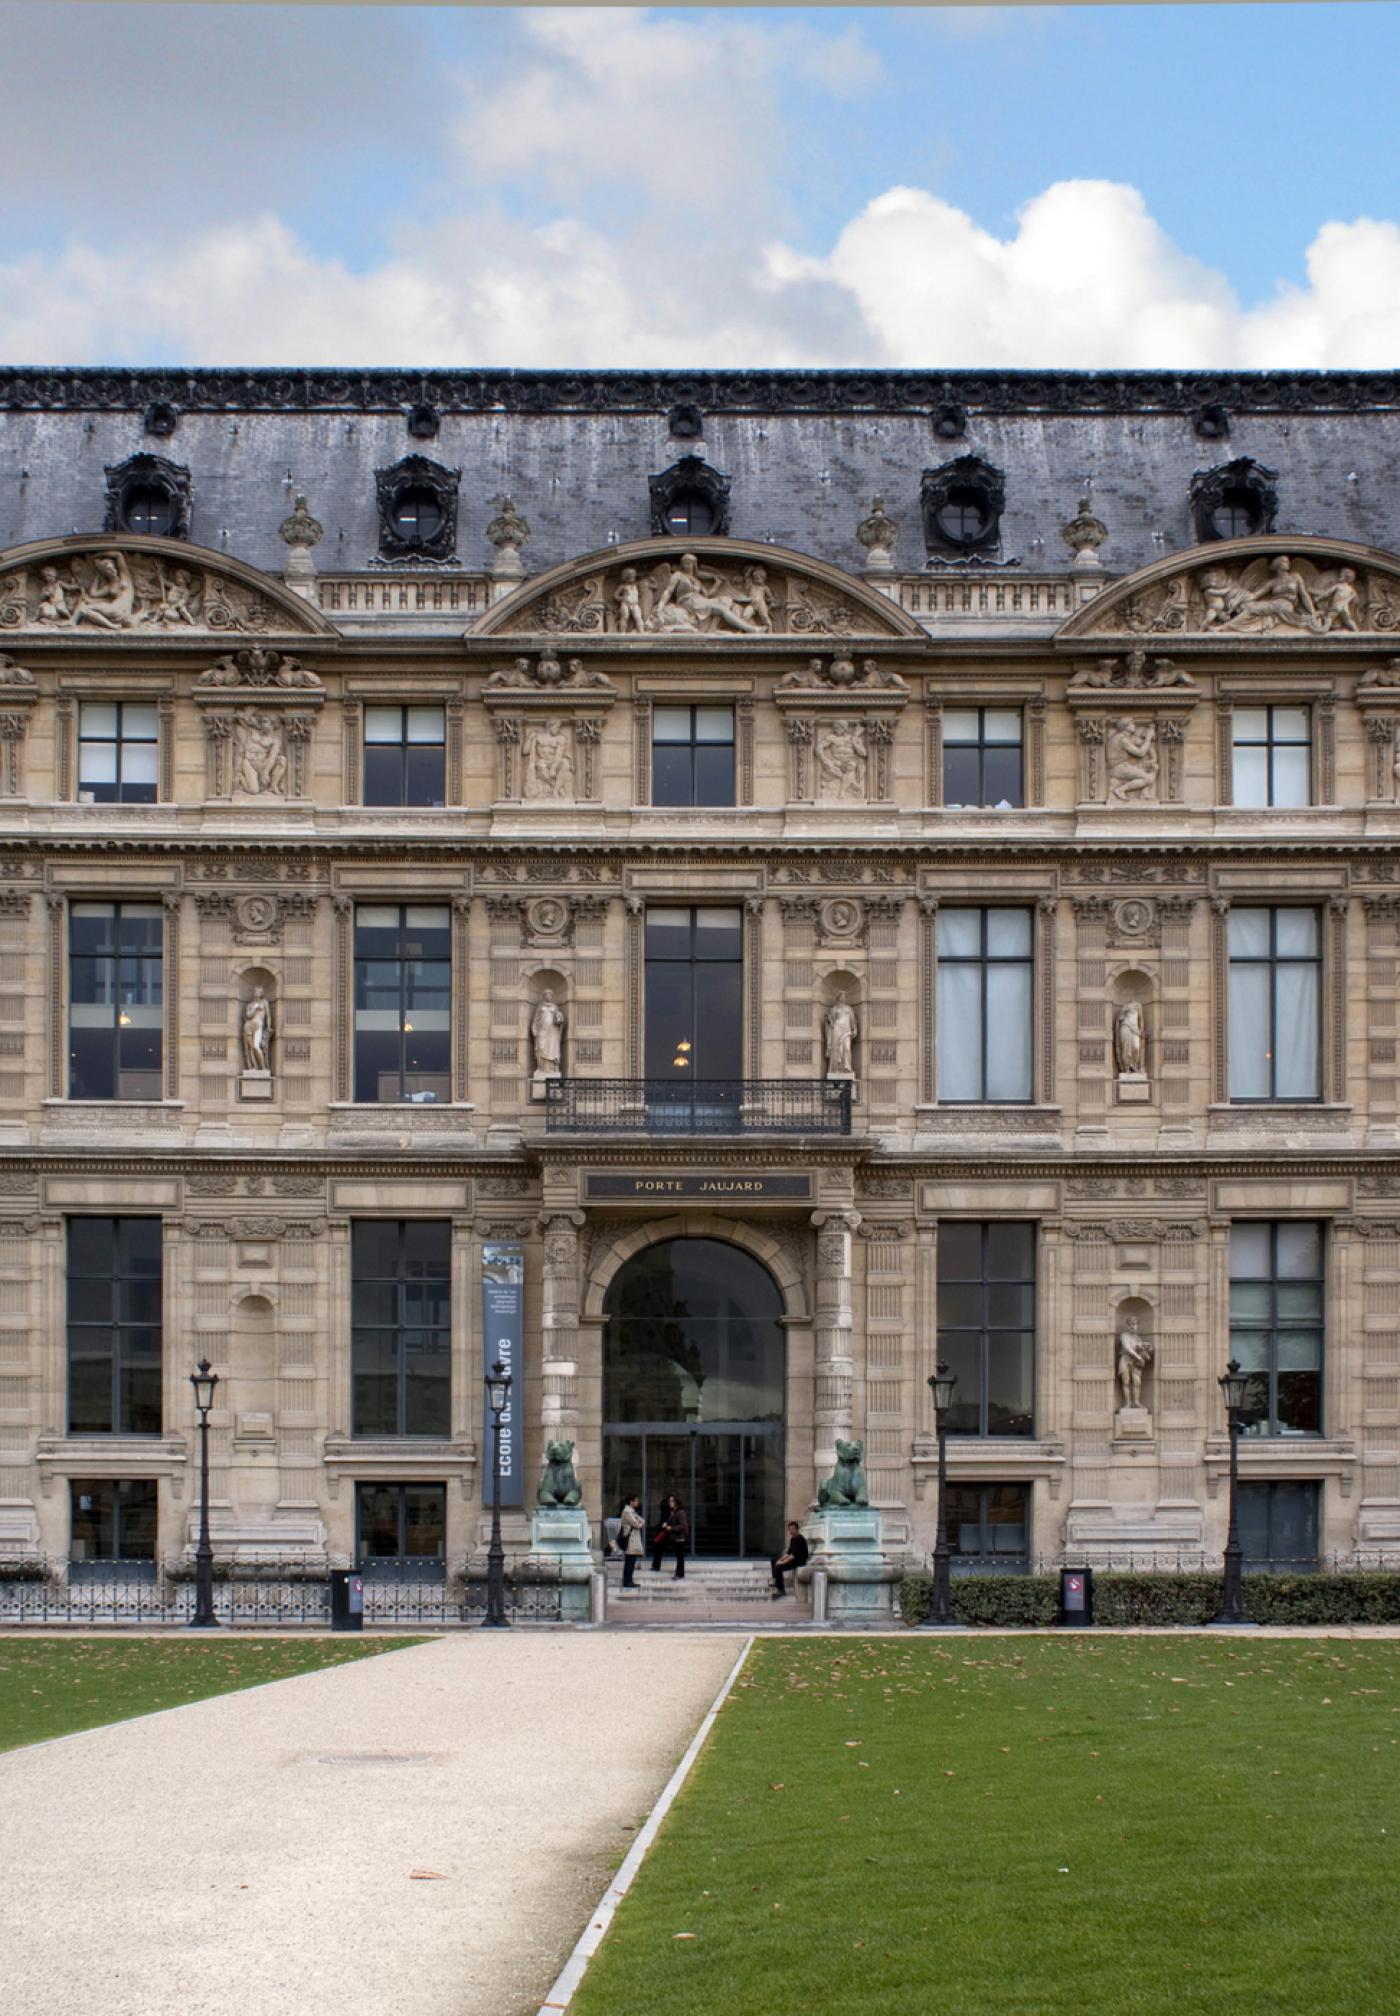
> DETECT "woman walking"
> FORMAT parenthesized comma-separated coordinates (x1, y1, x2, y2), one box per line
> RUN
(650, 1494, 690, 1580)
(618, 1493, 645, 1589)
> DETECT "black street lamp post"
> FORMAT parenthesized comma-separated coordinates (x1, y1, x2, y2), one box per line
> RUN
(483, 1357, 512, 1629)
(189, 1357, 219, 1630)
(1214, 1357, 1252, 1628)
(922, 1362, 959, 1629)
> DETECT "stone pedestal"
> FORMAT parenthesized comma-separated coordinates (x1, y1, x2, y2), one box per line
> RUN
(239, 1069, 273, 1101)
(525, 1506, 593, 1620)
(1116, 1071, 1150, 1104)
(531, 1070, 561, 1103)
(1114, 1405, 1152, 1441)
(806, 1507, 899, 1623)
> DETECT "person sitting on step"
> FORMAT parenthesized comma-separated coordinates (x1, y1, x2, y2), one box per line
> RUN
(771, 1521, 810, 1597)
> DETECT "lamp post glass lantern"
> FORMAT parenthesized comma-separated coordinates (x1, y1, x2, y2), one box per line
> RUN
(189, 1357, 220, 1630)
(484, 1357, 512, 1628)
(1214, 1357, 1253, 1628)
(923, 1362, 960, 1628)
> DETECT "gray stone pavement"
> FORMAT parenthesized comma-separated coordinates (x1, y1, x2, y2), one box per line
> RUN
(0, 1631, 747, 2016)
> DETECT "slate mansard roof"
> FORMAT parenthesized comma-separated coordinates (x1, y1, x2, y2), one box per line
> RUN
(3, 367, 1400, 578)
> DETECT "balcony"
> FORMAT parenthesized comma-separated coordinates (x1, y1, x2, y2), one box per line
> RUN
(544, 1077, 852, 1136)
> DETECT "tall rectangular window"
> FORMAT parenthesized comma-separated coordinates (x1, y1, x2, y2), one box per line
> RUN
(356, 1481, 447, 1574)
(1237, 1481, 1320, 1572)
(363, 705, 446, 807)
(69, 902, 163, 1101)
(651, 706, 735, 808)
(936, 907, 1033, 1102)
(1232, 705, 1310, 808)
(644, 907, 743, 1081)
(353, 905, 451, 1103)
(1228, 907, 1320, 1100)
(1229, 1221, 1323, 1437)
(942, 708, 1023, 808)
(947, 1483, 1030, 1573)
(78, 703, 159, 805)
(351, 1221, 451, 1437)
(67, 1217, 162, 1435)
(937, 1222, 1035, 1438)
(70, 1479, 158, 1571)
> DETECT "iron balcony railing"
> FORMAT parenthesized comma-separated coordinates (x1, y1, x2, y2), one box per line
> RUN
(544, 1077, 852, 1136)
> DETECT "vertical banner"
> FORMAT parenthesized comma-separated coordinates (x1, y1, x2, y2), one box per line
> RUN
(481, 1243, 524, 1507)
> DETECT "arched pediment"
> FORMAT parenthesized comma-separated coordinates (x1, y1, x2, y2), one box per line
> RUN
(0, 534, 337, 639)
(475, 536, 926, 642)
(1056, 534, 1400, 647)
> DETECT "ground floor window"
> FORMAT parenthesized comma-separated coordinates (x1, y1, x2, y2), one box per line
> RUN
(355, 1481, 447, 1577)
(947, 1482, 1030, 1574)
(1237, 1480, 1320, 1573)
(69, 1478, 157, 1579)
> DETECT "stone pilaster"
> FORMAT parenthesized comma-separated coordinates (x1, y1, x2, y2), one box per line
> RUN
(811, 1208, 860, 1483)
(538, 1211, 585, 1456)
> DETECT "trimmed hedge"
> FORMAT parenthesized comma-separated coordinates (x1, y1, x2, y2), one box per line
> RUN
(896, 1568, 1400, 1628)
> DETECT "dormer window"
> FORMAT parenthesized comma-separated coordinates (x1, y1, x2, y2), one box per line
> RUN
(921, 454, 1005, 559)
(663, 490, 716, 537)
(1191, 457, 1278, 544)
(103, 453, 191, 542)
(375, 455, 460, 562)
(649, 455, 731, 538)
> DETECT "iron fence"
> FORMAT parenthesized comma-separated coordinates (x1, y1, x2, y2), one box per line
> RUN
(544, 1076, 852, 1135)
(936, 1551, 1400, 1578)
(0, 1560, 564, 1628)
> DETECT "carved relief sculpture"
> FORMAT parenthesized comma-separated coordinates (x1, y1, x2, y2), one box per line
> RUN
(231, 712, 288, 796)
(1105, 716, 1159, 801)
(522, 718, 575, 800)
(814, 719, 868, 801)
(0, 547, 277, 633)
(824, 992, 858, 1080)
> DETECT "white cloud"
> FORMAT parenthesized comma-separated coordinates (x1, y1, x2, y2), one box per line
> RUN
(3, 176, 1399, 371)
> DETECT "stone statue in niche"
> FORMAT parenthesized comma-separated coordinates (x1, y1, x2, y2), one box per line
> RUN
(1105, 716, 1158, 802)
(1114, 999, 1145, 1075)
(241, 987, 274, 1072)
(231, 711, 288, 796)
(814, 718, 868, 802)
(522, 718, 574, 800)
(1115, 1313, 1154, 1422)
(531, 990, 566, 1082)
(824, 992, 858, 1080)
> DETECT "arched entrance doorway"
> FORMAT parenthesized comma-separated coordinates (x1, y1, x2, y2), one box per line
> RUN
(602, 1238, 785, 1558)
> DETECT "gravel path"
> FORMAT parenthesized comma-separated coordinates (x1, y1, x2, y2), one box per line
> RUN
(0, 1632, 747, 2016)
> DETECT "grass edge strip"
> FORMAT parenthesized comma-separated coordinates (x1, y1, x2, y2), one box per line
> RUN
(536, 1633, 756, 2015)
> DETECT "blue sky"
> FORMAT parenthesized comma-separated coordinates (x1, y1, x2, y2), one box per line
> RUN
(1, 3, 1398, 365)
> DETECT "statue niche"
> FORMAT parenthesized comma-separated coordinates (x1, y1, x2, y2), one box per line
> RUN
(528, 972, 567, 1100)
(1114, 1299, 1155, 1439)
(238, 970, 277, 1101)
(1110, 972, 1152, 1105)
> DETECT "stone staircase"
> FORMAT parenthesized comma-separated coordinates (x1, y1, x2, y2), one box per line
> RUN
(603, 1556, 809, 1626)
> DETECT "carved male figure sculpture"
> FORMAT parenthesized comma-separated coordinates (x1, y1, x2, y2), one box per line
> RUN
(531, 990, 565, 1077)
(523, 718, 574, 800)
(815, 719, 868, 801)
(1114, 999, 1145, 1076)
(241, 988, 274, 1073)
(1116, 1314, 1154, 1411)
(1106, 716, 1158, 801)
(824, 992, 858, 1078)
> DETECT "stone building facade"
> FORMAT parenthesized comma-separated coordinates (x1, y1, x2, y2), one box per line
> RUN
(2, 366, 1400, 1581)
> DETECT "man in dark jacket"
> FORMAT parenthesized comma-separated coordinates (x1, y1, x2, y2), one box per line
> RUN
(771, 1522, 809, 1596)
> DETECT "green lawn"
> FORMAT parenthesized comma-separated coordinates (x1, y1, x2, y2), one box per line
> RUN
(0, 1635, 425, 1751)
(573, 1636, 1400, 2016)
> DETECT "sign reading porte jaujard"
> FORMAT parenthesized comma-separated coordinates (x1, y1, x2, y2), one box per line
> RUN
(582, 1173, 813, 1201)
(481, 1243, 524, 1507)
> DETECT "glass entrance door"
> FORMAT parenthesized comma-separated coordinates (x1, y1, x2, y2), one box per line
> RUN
(603, 1425, 782, 1557)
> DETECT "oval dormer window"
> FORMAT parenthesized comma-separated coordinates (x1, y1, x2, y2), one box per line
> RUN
(391, 487, 445, 545)
(120, 486, 175, 537)
(936, 486, 991, 547)
(663, 489, 716, 537)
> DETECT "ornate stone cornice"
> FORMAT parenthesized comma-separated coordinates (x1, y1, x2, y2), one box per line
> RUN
(6, 368, 1400, 417)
